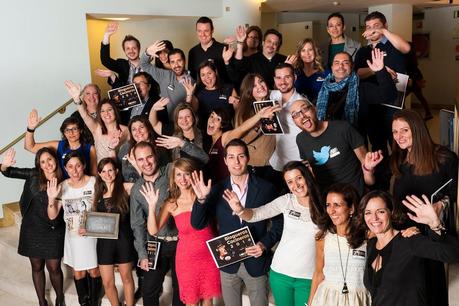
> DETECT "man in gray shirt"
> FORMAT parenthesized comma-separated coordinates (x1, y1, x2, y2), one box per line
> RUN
(130, 140, 208, 306)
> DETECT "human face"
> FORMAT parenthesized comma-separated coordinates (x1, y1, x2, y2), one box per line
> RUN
(133, 75, 151, 100)
(252, 76, 268, 100)
(199, 66, 217, 90)
(83, 86, 99, 111)
(326, 192, 354, 228)
(224, 145, 249, 177)
(284, 169, 308, 198)
(327, 16, 345, 40)
(290, 100, 317, 133)
(63, 124, 81, 143)
(123, 40, 140, 61)
(300, 42, 316, 64)
(365, 18, 386, 42)
(364, 197, 391, 235)
(65, 157, 85, 181)
(274, 67, 295, 93)
(174, 167, 192, 190)
(207, 112, 222, 136)
(263, 34, 280, 57)
(99, 163, 118, 184)
(158, 50, 169, 65)
(331, 53, 352, 82)
(196, 22, 213, 46)
(134, 146, 157, 178)
(392, 119, 413, 152)
(177, 109, 193, 132)
(100, 103, 116, 124)
(39, 152, 57, 175)
(169, 53, 185, 77)
(246, 30, 260, 49)
(131, 121, 149, 143)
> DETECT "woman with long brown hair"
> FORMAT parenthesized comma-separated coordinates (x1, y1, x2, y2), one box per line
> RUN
(141, 158, 221, 305)
(94, 158, 136, 306)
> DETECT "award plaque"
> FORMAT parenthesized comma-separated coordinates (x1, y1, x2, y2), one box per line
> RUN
(83, 212, 120, 239)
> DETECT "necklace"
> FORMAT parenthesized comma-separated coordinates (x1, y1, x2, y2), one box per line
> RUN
(336, 234, 350, 294)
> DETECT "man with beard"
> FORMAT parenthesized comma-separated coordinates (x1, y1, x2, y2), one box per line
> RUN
(141, 42, 198, 119)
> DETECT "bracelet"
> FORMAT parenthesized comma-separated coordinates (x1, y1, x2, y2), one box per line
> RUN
(430, 222, 446, 232)
(197, 197, 206, 202)
(236, 209, 245, 216)
(73, 99, 82, 105)
(362, 164, 373, 172)
(237, 41, 244, 44)
(27, 127, 35, 133)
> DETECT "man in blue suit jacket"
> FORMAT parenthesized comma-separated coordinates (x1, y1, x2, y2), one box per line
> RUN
(191, 138, 283, 306)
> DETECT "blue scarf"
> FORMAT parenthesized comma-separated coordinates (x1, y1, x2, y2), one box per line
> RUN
(316, 71, 359, 125)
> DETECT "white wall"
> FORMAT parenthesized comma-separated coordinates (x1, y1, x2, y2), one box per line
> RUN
(0, 0, 261, 217)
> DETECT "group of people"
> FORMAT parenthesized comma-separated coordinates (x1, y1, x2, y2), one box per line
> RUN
(1, 9, 458, 306)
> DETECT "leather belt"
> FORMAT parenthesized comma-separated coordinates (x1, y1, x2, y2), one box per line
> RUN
(155, 235, 178, 242)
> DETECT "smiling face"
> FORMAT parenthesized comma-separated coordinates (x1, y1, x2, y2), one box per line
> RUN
(252, 76, 268, 100)
(364, 196, 391, 235)
(196, 22, 213, 46)
(82, 85, 99, 111)
(274, 67, 295, 93)
(327, 16, 345, 40)
(169, 53, 185, 77)
(290, 100, 318, 134)
(99, 162, 117, 184)
(300, 42, 316, 64)
(63, 123, 81, 143)
(246, 30, 260, 49)
(207, 111, 222, 136)
(134, 146, 157, 178)
(39, 152, 57, 175)
(199, 66, 217, 90)
(133, 75, 151, 100)
(100, 102, 116, 124)
(123, 40, 140, 61)
(224, 145, 249, 177)
(131, 121, 149, 143)
(284, 169, 308, 198)
(392, 118, 413, 152)
(173, 167, 192, 190)
(263, 34, 280, 57)
(65, 157, 85, 182)
(158, 50, 169, 65)
(177, 109, 194, 132)
(326, 192, 354, 229)
(331, 53, 352, 82)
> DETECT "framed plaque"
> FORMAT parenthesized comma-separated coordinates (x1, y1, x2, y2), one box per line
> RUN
(108, 83, 142, 110)
(137, 241, 161, 270)
(253, 100, 284, 135)
(83, 212, 120, 239)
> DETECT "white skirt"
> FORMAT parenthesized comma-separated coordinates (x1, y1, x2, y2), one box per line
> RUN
(63, 231, 98, 271)
(311, 281, 371, 306)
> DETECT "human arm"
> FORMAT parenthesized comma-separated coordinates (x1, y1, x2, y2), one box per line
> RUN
(130, 185, 148, 260)
(164, 137, 209, 164)
(148, 97, 169, 135)
(363, 28, 410, 54)
(46, 178, 62, 220)
(140, 45, 166, 81)
(308, 238, 325, 305)
(94, 68, 117, 85)
(366, 48, 398, 102)
(139, 181, 170, 236)
(190, 170, 213, 229)
(360, 149, 384, 186)
(182, 78, 198, 111)
(24, 109, 58, 153)
(234, 25, 246, 60)
(64, 81, 98, 134)
(0, 148, 35, 180)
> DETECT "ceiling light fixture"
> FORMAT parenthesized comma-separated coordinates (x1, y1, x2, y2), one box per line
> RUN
(102, 17, 131, 21)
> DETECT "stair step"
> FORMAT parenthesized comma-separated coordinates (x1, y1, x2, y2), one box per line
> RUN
(0, 202, 20, 228)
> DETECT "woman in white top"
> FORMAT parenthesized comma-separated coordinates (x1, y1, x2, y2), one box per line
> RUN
(224, 161, 324, 306)
(308, 183, 369, 306)
(47, 151, 101, 306)
(65, 80, 129, 162)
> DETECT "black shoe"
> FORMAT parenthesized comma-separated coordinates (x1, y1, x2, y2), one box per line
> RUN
(134, 275, 143, 300)
(74, 277, 90, 306)
(89, 276, 103, 306)
(55, 296, 66, 306)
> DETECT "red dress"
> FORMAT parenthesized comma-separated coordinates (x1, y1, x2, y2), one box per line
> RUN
(174, 211, 221, 304)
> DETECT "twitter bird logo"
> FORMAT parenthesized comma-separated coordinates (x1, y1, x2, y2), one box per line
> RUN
(313, 146, 331, 165)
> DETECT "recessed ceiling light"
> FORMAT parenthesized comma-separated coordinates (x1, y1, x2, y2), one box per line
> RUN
(102, 17, 131, 21)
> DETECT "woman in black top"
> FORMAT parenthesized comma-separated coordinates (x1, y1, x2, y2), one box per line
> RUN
(359, 190, 459, 306)
(1, 148, 65, 306)
(94, 158, 136, 306)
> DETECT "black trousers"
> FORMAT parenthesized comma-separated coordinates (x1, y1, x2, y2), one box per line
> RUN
(142, 240, 184, 306)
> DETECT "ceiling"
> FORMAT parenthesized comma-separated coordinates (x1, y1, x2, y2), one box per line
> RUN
(261, 0, 459, 13)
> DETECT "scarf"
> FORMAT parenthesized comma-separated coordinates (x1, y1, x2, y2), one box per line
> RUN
(316, 71, 359, 125)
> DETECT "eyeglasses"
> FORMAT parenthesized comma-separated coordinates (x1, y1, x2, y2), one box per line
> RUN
(291, 105, 313, 119)
(64, 127, 79, 133)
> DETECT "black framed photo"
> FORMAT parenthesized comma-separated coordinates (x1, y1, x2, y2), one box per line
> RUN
(108, 83, 142, 110)
(83, 212, 120, 239)
(253, 100, 284, 135)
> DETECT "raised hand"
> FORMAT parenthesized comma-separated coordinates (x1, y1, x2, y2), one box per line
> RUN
(155, 135, 184, 150)
(105, 22, 119, 36)
(363, 150, 383, 172)
(222, 46, 235, 64)
(402, 194, 441, 229)
(27, 109, 41, 130)
(258, 105, 282, 119)
(366, 48, 385, 72)
(235, 25, 247, 42)
(362, 28, 384, 40)
(108, 129, 122, 149)
(223, 35, 236, 45)
(190, 170, 211, 202)
(228, 95, 240, 107)
(1, 148, 16, 169)
(47, 178, 61, 200)
(222, 189, 243, 214)
(285, 54, 298, 66)
(64, 80, 82, 102)
(94, 68, 116, 78)
(146, 40, 166, 58)
(182, 78, 196, 98)
(152, 97, 170, 111)
(139, 182, 160, 210)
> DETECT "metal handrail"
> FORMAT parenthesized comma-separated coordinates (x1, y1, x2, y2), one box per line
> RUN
(0, 98, 74, 155)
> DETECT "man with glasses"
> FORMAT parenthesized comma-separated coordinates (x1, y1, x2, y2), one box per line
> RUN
(290, 99, 380, 195)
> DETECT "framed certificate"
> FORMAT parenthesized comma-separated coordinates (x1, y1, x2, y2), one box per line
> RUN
(108, 83, 142, 110)
(83, 212, 120, 239)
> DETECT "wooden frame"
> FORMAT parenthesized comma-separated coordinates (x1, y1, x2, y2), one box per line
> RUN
(83, 212, 120, 239)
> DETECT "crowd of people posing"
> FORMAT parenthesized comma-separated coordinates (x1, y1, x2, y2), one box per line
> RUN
(1, 10, 459, 306)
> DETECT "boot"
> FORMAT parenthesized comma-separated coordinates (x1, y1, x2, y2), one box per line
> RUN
(74, 277, 90, 306)
(89, 276, 103, 306)
(55, 295, 66, 306)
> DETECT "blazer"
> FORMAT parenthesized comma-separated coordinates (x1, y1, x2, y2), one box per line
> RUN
(100, 42, 130, 86)
(191, 173, 283, 277)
